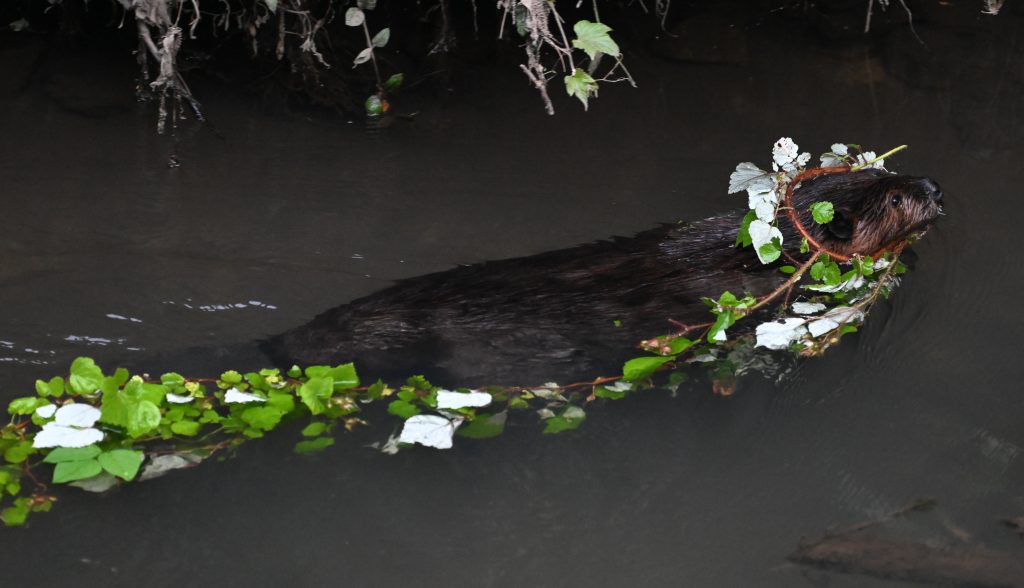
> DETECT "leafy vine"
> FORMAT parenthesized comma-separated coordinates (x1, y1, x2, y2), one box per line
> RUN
(0, 138, 926, 527)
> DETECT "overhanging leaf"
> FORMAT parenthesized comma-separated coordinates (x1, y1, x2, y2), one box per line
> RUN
(571, 20, 620, 59)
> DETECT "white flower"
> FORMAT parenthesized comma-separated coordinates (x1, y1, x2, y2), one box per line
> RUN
(755, 318, 808, 350)
(435, 390, 492, 409)
(33, 402, 104, 448)
(398, 415, 463, 449)
(224, 387, 265, 404)
(771, 137, 811, 174)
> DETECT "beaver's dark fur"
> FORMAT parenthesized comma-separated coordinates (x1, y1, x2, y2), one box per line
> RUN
(263, 169, 943, 385)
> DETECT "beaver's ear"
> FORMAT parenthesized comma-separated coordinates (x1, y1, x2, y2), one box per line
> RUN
(825, 209, 855, 241)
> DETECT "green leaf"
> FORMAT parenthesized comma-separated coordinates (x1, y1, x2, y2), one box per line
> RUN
(1, 499, 29, 526)
(329, 363, 360, 390)
(126, 400, 161, 438)
(457, 412, 507, 439)
(7, 396, 47, 416)
(97, 449, 144, 481)
(736, 210, 756, 247)
(298, 376, 333, 415)
(387, 399, 420, 419)
(301, 422, 328, 437)
(160, 372, 185, 386)
(758, 241, 782, 264)
(287, 365, 302, 378)
(384, 73, 404, 91)
(571, 20, 620, 59)
(623, 356, 675, 381)
(43, 445, 101, 464)
(665, 337, 694, 355)
(365, 379, 387, 401)
(564, 68, 598, 110)
(543, 406, 586, 434)
(779, 265, 796, 274)
(294, 436, 334, 454)
(593, 386, 626, 400)
(810, 201, 834, 224)
(4, 442, 34, 465)
(266, 391, 296, 414)
(345, 7, 365, 27)
(52, 459, 102, 484)
(69, 357, 104, 395)
(170, 420, 201, 436)
(800, 237, 810, 254)
(707, 310, 736, 343)
(240, 406, 284, 432)
(371, 27, 390, 48)
(220, 370, 243, 385)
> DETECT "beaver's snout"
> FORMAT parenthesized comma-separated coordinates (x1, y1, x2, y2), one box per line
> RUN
(919, 178, 943, 204)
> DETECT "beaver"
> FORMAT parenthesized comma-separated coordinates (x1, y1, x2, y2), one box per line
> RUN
(262, 168, 943, 386)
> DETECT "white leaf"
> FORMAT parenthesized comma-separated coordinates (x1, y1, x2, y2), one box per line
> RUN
(772, 137, 799, 168)
(605, 381, 633, 392)
(791, 301, 827, 315)
(755, 318, 808, 350)
(436, 390, 492, 409)
(165, 393, 193, 404)
(69, 472, 120, 493)
(749, 220, 783, 262)
(33, 424, 104, 448)
(398, 415, 462, 449)
(807, 306, 865, 337)
(805, 274, 865, 293)
(263, 0, 277, 12)
(855, 151, 885, 169)
(728, 162, 770, 194)
(831, 143, 848, 156)
(353, 47, 373, 66)
(753, 200, 776, 223)
(9, 18, 30, 32)
(563, 406, 586, 420)
(371, 27, 390, 48)
(819, 153, 845, 168)
(224, 388, 265, 404)
(797, 152, 811, 167)
(139, 453, 204, 481)
(35, 404, 57, 419)
(54, 403, 101, 428)
(711, 328, 727, 342)
(344, 7, 365, 27)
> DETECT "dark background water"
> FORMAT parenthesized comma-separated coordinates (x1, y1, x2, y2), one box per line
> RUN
(2, 3, 1023, 586)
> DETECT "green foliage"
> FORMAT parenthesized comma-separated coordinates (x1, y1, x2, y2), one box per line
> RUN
(564, 68, 598, 110)
(571, 20, 620, 59)
(810, 201, 834, 224)
(623, 356, 674, 381)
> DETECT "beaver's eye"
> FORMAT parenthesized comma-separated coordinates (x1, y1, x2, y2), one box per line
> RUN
(890, 194, 902, 207)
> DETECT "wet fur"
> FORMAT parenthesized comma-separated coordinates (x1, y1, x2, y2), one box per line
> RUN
(263, 170, 942, 386)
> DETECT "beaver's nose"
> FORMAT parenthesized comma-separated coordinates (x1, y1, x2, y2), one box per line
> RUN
(921, 178, 943, 203)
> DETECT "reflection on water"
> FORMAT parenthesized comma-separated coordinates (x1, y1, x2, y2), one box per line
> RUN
(1, 4, 1023, 587)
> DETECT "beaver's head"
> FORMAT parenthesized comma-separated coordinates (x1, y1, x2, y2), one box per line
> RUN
(792, 168, 944, 257)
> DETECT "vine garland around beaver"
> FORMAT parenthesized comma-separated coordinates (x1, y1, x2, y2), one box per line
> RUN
(0, 138, 943, 526)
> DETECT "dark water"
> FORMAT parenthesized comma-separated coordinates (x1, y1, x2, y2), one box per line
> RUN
(2, 6, 1023, 587)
